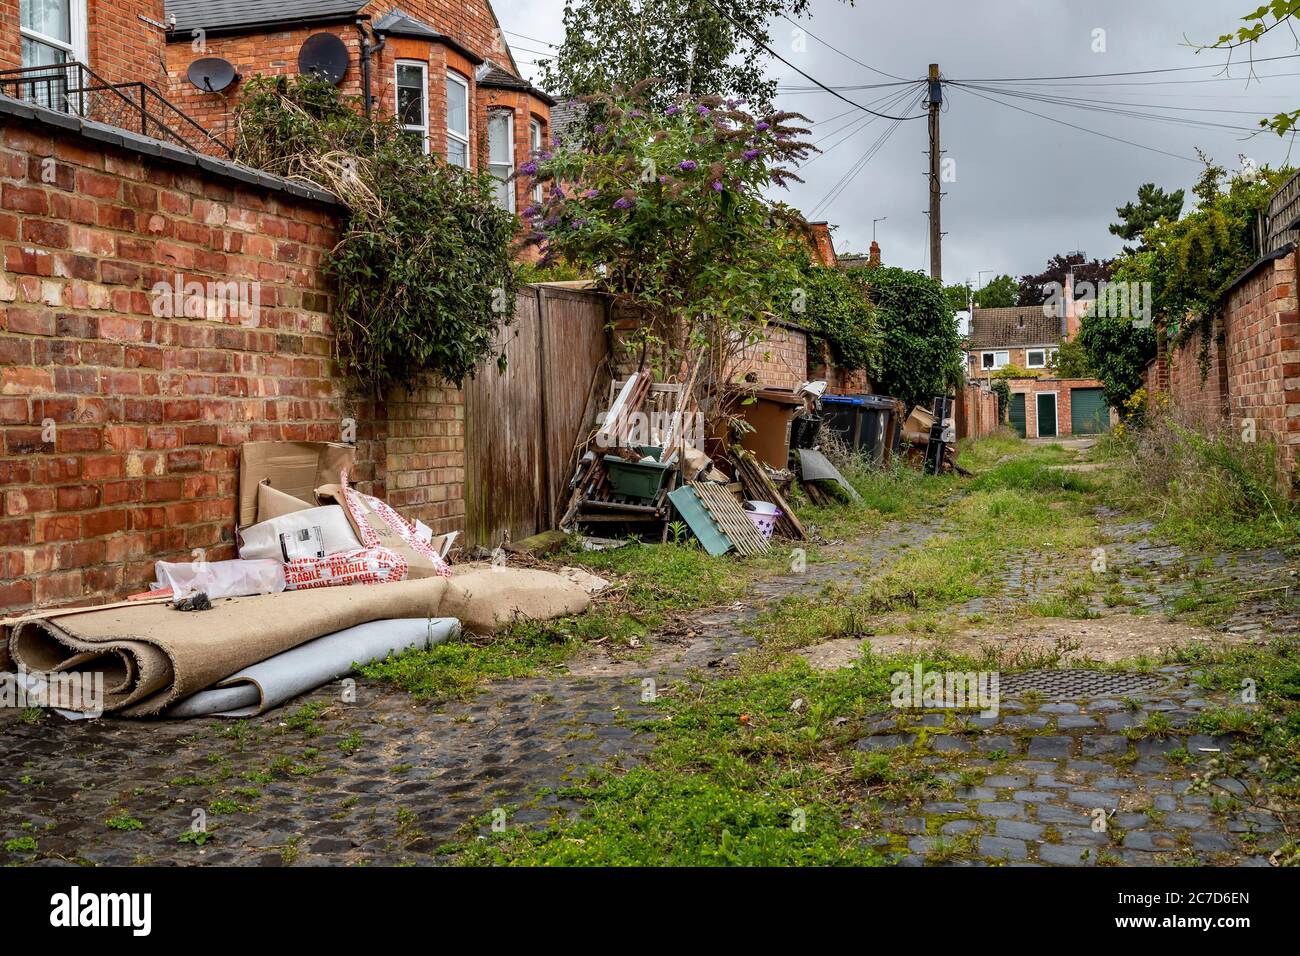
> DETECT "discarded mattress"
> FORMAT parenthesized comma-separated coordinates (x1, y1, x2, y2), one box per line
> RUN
(165, 617, 461, 718)
(3, 567, 590, 716)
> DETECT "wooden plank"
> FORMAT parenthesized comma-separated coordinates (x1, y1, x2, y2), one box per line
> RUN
(731, 446, 807, 541)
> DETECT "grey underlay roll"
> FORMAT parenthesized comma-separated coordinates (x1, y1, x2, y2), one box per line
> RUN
(165, 618, 460, 718)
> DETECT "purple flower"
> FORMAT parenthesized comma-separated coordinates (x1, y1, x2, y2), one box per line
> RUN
(630, 110, 643, 118)
(743, 149, 761, 161)
(519, 160, 538, 175)
(593, 124, 607, 134)
(583, 188, 599, 199)
(756, 121, 771, 131)
(711, 181, 724, 191)
(696, 105, 711, 116)
(614, 197, 634, 209)
(572, 218, 588, 227)
(666, 106, 682, 116)
(543, 215, 560, 227)
(523, 205, 541, 218)
(679, 160, 698, 171)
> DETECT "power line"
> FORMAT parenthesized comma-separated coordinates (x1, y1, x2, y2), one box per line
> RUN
(809, 88, 926, 218)
(699, 0, 926, 121)
(778, 13, 911, 82)
(952, 81, 1267, 134)
(505, 30, 560, 49)
(952, 51, 1300, 83)
(950, 84, 1200, 163)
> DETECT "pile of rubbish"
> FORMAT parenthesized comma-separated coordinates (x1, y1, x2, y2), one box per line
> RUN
(0, 440, 595, 720)
(559, 372, 945, 555)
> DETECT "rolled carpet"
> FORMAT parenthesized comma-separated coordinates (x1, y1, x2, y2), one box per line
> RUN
(4, 568, 590, 716)
(165, 617, 461, 718)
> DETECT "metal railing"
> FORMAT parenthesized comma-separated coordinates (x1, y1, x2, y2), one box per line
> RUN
(0, 61, 231, 158)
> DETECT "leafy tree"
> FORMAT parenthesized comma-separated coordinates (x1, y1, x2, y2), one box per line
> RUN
(793, 256, 881, 372)
(528, 87, 813, 409)
(1077, 308, 1156, 413)
(1017, 252, 1114, 307)
(845, 267, 963, 412)
(974, 274, 1019, 308)
(1109, 183, 1184, 254)
(539, 0, 850, 117)
(235, 76, 518, 393)
(943, 282, 973, 315)
(1050, 338, 1095, 378)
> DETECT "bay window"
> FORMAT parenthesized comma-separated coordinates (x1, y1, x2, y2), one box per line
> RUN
(396, 61, 429, 153)
(488, 109, 515, 212)
(445, 71, 470, 168)
(530, 117, 544, 203)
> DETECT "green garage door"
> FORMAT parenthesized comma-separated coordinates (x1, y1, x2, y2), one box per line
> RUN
(1008, 393, 1026, 438)
(1071, 387, 1110, 434)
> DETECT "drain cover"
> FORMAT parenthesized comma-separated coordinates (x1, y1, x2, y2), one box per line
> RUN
(999, 669, 1169, 699)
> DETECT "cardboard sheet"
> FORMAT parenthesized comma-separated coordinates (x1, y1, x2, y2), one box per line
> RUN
(239, 441, 355, 529)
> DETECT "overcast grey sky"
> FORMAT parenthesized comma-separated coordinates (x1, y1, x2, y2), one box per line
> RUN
(493, 0, 1300, 288)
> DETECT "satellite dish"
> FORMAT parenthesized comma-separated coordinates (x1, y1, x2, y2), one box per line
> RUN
(187, 57, 239, 93)
(299, 33, 350, 85)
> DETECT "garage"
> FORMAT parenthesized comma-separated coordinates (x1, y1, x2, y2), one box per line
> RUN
(1009, 393, 1026, 438)
(1071, 387, 1110, 434)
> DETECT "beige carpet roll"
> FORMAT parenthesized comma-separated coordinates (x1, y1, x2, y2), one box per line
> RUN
(4, 568, 589, 716)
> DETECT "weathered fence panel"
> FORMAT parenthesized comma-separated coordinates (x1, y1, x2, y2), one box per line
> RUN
(464, 286, 610, 547)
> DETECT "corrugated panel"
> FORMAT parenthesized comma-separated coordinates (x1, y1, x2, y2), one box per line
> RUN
(464, 290, 545, 548)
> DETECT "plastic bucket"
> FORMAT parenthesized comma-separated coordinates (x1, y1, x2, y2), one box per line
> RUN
(744, 500, 782, 539)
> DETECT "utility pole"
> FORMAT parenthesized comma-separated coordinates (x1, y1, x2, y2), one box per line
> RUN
(927, 63, 943, 282)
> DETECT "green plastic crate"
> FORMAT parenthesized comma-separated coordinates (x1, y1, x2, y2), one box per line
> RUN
(603, 455, 670, 501)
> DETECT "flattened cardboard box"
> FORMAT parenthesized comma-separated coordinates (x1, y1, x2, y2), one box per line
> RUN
(238, 442, 355, 529)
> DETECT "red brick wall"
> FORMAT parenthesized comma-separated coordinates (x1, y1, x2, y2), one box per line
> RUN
(0, 117, 478, 614)
(0, 1, 165, 85)
(733, 323, 807, 390)
(1166, 325, 1229, 431)
(1222, 254, 1300, 484)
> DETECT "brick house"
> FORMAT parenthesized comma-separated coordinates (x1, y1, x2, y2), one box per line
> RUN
(0, 1, 167, 87)
(966, 305, 1062, 378)
(162, 0, 554, 215)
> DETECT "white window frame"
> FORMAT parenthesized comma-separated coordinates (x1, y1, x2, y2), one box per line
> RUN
(1025, 347, 1058, 370)
(981, 350, 1009, 370)
(529, 117, 544, 204)
(488, 108, 516, 213)
(395, 60, 429, 154)
(1035, 391, 1059, 438)
(445, 70, 470, 168)
(20, 0, 87, 66)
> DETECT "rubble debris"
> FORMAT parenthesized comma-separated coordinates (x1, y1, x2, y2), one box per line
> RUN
(731, 446, 808, 541)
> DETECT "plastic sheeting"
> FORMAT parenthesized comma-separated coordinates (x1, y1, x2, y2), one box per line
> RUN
(165, 617, 460, 718)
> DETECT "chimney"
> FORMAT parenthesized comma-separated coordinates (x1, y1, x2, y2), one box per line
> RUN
(807, 221, 837, 267)
(1063, 271, 1081, 342)
(869, 240, 881, 267)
